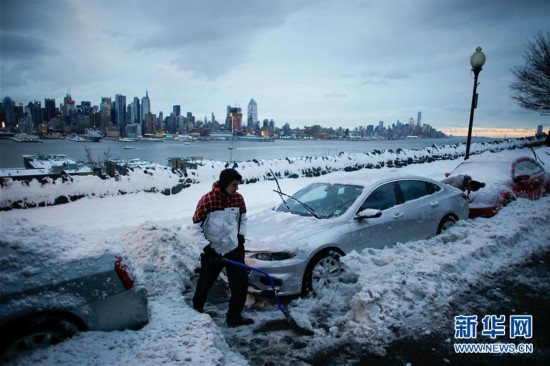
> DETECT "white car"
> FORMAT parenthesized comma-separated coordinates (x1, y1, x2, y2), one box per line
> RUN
(244, 172, 469, 296)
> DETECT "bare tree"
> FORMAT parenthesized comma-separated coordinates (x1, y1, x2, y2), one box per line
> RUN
(84, 146, 95, 166)
(510, 31, 550, 113)
(84, 146, 113, 167)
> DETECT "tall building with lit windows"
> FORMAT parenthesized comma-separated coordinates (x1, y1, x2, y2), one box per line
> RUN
(229, 107, 242, 131)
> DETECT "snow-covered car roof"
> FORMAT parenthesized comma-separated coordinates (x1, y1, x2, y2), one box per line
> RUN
(449, 151, 540, 184)
(312, 170, 441, 189)
(450, 161, 512, 183)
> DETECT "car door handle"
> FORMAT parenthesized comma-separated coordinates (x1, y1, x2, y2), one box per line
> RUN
(393, 212, 404, 219)
(430, 201, 440, 207)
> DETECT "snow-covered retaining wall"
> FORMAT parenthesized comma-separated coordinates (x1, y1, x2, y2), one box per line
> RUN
(0, 166, 198, 211)
(199, 138, 542, 184)
(0, 137, 543, 210)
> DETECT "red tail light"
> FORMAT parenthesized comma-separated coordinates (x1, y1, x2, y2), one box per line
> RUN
(115, 256, 134, 289)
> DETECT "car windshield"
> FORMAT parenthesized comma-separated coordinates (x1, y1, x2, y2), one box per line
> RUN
(276, 183, 363, 218)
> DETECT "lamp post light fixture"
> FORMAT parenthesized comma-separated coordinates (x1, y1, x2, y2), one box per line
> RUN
(465, 46, 486, 160)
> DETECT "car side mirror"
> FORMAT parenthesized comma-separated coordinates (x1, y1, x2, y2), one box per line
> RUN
(354, 208, 382, 220)
(514, 174, 530, 182)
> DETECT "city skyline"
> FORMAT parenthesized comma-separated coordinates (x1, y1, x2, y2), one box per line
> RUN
(0, 91, 446, 138)
(1, 0, 549, 138)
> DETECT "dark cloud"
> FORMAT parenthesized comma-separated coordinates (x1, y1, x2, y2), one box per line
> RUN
(0, 32, 58, 60)
(133, 0, 298, 49)
(0, 0, 80, 35)
(422, 0, 550, 29)
(0, 0, 548, 129)
(129, 0, 305, 79)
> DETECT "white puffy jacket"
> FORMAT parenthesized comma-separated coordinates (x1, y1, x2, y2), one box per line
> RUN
(190, 182, 248, 255)
(192, 208, 247, 255)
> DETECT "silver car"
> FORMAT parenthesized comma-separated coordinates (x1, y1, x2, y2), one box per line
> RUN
(0, 232, 148, 360)
(245, 173, 469, 296)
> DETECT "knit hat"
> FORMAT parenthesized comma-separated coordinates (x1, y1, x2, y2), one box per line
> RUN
(218, 168, 242, 192)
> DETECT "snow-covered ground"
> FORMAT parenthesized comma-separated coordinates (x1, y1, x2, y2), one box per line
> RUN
(1, 146, 549, 365)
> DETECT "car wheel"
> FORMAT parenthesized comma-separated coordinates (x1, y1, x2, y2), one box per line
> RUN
(302, 249, 343, 295)
(437, 215, 457, 235)
(1, 315, 80, 360)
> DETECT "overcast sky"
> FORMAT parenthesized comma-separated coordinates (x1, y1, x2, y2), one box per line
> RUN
(1, 0, 549, 137)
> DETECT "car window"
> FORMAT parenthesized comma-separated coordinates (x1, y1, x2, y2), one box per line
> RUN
(360, 182, 397, 211)
(514, 160, 544, 177)
(398, 180, 440, 202)
(426, 181, 441, 194)
(277, 183, 363, 218)
(296, 184, 328, 202)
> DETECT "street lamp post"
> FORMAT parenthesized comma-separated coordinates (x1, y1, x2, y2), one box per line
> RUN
(465, 46, 486, 160)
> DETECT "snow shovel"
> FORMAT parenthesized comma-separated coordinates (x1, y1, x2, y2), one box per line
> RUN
(221, 257, 314, 336)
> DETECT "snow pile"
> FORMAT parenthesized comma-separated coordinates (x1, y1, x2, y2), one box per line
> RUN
(343, 195, 550, 348)
(7, 220, 246, 366)
(121, 221, 199, 296)
(0, 166, 198, 210)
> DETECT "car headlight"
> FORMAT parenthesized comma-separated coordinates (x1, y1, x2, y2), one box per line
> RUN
(248, 251, 296, 261)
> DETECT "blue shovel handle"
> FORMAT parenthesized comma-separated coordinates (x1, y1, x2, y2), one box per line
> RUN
(221, 257, 288, 316)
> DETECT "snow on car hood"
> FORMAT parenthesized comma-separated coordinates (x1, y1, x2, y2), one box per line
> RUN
(448, 159, 514, 206)
(468, 180, 513, 206)
(245, 207, 339, 252)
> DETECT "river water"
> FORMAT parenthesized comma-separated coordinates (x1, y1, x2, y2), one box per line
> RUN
(0, 136, 495, 168)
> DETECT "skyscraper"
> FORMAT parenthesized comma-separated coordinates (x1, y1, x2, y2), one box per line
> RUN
(229, 107, 242, 131)
(114, 94, 126, 135)
(100, 97, 112, 130)
(44, 98, 56, 122)
(144, 112, 156, 135)
(62, 93, 75, 125)
(417, 111, 422, 127)
(247, 99, 258, 129)
(173, 105, 181, 116)
(132, 97, 141, 125)
(141, 90, 150, 126)
(2, 97, 16, 128)
(30, 101, 43, 127)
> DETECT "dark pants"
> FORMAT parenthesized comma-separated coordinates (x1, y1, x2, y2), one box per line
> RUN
(192, 244, 249, 319)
